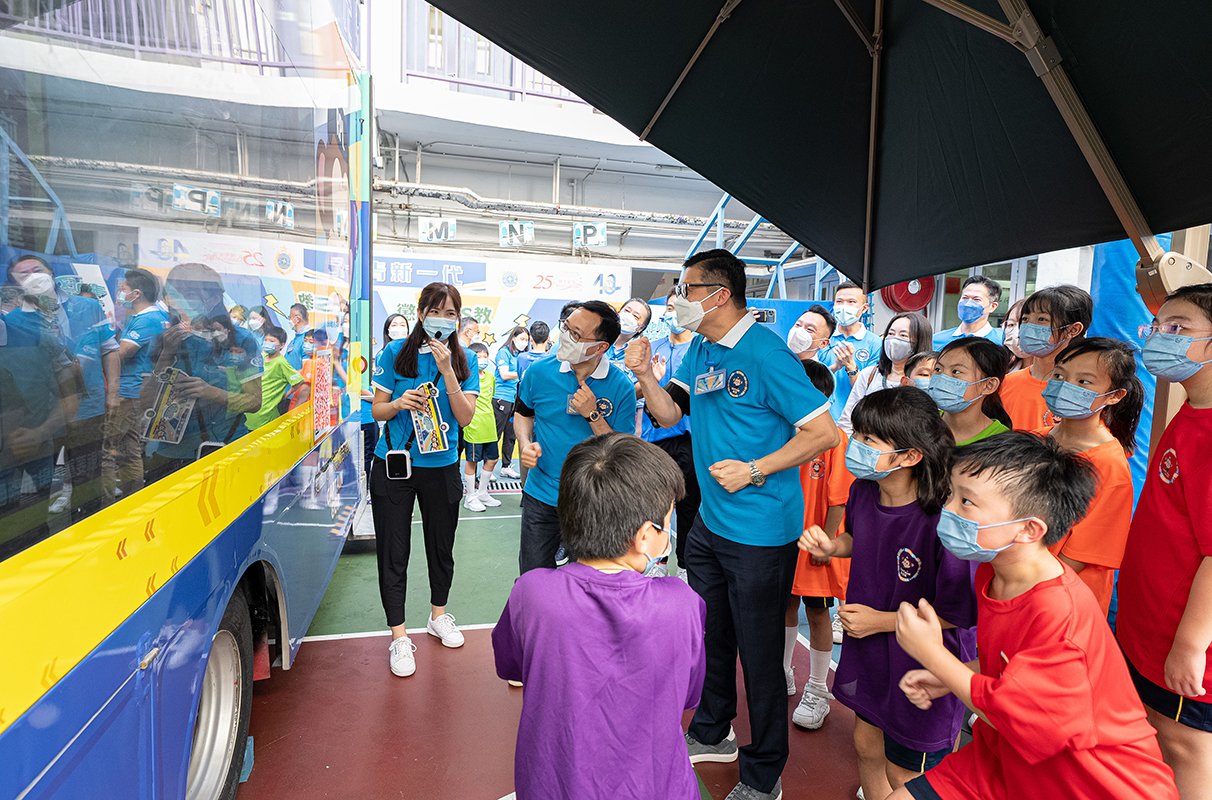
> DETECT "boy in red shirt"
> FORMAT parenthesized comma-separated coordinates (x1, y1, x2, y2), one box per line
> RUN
(889, 432, 1177, 800)
(1118, 283, 1212, 799)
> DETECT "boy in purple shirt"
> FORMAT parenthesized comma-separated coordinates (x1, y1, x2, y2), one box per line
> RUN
(493, 433, 706, 800)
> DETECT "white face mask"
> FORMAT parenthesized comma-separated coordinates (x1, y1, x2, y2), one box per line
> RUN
(249, 318, 263, 331)
(787, 326, 817, 355)
(557, 335, 602, 365)
(342, 323, 350, 338)
(20, 272, 55, 297)
(388, 325, 409, 340)
(619, 313, 640, 336)
(883, 336, 914, 362)
(672, 287, 722, 333)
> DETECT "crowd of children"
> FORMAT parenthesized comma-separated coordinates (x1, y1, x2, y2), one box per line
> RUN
(493, 280, 1212, 800)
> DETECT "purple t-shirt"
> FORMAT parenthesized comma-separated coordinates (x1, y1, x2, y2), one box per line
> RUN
(493, 562, 706, 800)
(833, 480, 979, 752)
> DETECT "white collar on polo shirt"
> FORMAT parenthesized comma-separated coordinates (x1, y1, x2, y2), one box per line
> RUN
(716, 311, 756, 349)
(559, 355, 612, 379)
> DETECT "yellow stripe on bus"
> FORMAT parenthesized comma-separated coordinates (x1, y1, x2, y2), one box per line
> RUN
(0, 405, 321, 734)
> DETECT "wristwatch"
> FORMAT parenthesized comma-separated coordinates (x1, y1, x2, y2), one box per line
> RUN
(587, 409, 601, 423)
(845, 366, 858, 377)
(748, 460, 766, 487)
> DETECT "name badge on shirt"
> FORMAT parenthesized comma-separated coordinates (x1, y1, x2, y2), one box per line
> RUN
(695, 366, 726, 395)
(566, 393, 580, 415)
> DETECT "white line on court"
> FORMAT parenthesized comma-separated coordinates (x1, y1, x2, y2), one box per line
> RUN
(797, 632, 840, 673)
(413, 513, 522, 524)
(303, 622, 497, 643)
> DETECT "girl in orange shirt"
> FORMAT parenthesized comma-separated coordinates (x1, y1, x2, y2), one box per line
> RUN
(1001, 285, 1092, 430)
(1035, 337, 1143, 615)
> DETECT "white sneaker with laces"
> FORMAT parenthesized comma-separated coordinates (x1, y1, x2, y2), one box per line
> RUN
(426, 612, 465, 648)
(832, 612, 844, 644)
(389, 636, 417, 677)
(500, 466, 520, 479)
(478, 481, 501, 508)
(792, 682, 833, 730)
(785, 666, 796, 696)
(464, 493, 486, 512)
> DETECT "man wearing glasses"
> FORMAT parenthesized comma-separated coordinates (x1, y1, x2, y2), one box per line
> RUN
(627, 250, 838, 800)
(513, 300, 639, 573)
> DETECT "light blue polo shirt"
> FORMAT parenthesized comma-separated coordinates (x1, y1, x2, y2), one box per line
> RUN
(819, 327, 882, 420)
(515, 353, 638, 507)
(119, 306, 170, 398)
(670, 314, 830, 546)
(931, 323, 1003, 350)
(372, 340, 480, 468)
(56, 292, 117, 421)
(641, 335, 692, 443)
(285, 327, 308, 370)
(494, 347, 520, 402)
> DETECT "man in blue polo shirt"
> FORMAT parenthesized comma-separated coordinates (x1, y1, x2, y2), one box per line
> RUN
(285, 303, 310, 369)
(822, 280, 882, 419)
(628, 250, 837, 800)
(931, 274, 1004, 349)
(513, 300, 636, 573)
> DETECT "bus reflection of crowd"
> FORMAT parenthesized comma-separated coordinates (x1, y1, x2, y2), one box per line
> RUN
(0, 255, 346, 558)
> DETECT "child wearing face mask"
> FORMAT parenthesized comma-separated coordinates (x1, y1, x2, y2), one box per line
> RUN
(1030, 337, 1142, 617)
(493, 433, 705, 800)
(925, 338, 1013, 446)
(802, 387, 975, 800)
(901, 351, 940, 389)
(1000, 285, 1092, 430)
(462, 342, 501, 512)
(246, 324, 306, 428)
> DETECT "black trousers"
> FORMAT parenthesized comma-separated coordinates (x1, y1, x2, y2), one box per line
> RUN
(369, 457, 462, 628)
(361, 421, 379, 481)
(686, 515, 799, 794)
(493, 398, 516, 468)
(519, 491, 562, 574)
(654, 432, 701, 566)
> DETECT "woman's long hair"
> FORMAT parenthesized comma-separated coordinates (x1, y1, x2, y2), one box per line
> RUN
(851, 386, 955, 515)
(877, 312, 933, 380)
(1054, 337, 1144, 455)
(504, 325, 529, 355)
(393, 283, 470, 382)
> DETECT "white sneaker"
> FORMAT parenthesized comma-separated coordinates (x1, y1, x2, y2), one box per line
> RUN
(464, 494, 486, 512)
(500, 466, 520, 479)
(49, 492, 71, 514)
(478, 484, 501, 508)
(389, 636, 417, 677)
(792, 682, 833, 730)
(426, 612, 465, 648)
(832, 612, 844, 644)
(785, 666, 796, 696)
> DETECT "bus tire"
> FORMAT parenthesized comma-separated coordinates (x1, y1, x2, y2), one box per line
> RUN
(185, 587, 254, 800)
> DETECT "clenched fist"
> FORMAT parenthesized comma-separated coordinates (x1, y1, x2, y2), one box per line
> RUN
(520, 441, 543, 469)
(625, 336, 652, 376)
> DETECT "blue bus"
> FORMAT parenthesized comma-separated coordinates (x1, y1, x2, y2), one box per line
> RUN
(0, 1, 373, 797)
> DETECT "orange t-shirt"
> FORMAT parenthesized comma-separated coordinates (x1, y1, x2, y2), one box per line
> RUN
(792, 428, 854, 599)
(1036, 429, 1134, 616)
(1002, 368, 1060, 431)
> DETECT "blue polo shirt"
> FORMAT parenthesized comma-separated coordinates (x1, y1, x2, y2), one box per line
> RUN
(670, 314, 830, 546)
(516, 348, 552, 379)
(819, 327, 882, 420)
(285, 327, 310, 369)
(494, 347, 520, 402)
(55, 292, 117, 421)
(119, 306, 170, 398)
(515, 353, 638, 507)
(372, 340, 480, 468)
(641, 335, 692, 443)
(931, 323, 1003, 350)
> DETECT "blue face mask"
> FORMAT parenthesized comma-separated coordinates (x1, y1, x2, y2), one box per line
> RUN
(845, 438, 908, 481)
(665, 314, 686, 335)
(642, 523, 673, 576)
(1042, 379, 1116, 420)
(937, 509, 1034, 562)
(956, 299, 986, 324)
(117, 290, 135, 309)
(1017, 322, 1064, 356)
(1141, 332, 1212, 383)
(925, 373, 985, 413)
(834, 306, 860, 328)
(262, 341, 279, 355)
(303, 341, 315, 355)
(423, 317, 458, 340)
(912, 377, 932, 391)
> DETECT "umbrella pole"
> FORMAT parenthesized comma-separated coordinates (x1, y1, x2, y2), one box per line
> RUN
(860, 0, 884, 294)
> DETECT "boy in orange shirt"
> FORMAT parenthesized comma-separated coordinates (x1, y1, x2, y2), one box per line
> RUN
(1001, 285, 1090, 430)
(784, 360, 854, 730)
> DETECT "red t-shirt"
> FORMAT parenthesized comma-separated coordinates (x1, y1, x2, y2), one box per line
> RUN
(1001, 368, 1060, 431)
(792, 428, 853, 599)
(924, 563, 1177, 800)
(1034, 430, 1134, 616)
(1117, 402, 1212, 702)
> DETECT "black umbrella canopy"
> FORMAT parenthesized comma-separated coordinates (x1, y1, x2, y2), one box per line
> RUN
(429, 0, 1212, 290)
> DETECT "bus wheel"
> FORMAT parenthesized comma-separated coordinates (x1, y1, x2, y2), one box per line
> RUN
(186, 587, 253, 800)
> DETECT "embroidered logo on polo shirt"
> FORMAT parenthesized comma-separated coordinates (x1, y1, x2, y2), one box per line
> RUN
(595, 398, 614, 416)
(897, 547, 921, 582)
(373, 365, 384, 377)
(1159, 447, 1180, 485)
(726, 370, 749, 398)
(856, 348, 872, 363)
(808, 458, 825, 479)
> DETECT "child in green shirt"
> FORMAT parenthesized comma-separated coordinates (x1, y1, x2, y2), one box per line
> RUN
(463, 342, 501, 512)
(246, 324, 306, 430)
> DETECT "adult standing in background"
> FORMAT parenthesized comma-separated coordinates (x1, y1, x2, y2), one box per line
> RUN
(513, 301, 636, 573)
(931, 274, 1003, 349)
(457, 316, 480, 349)
(284, 302, 310, 369)
(825, 281, 882, 419)
(516, 320, 552, 379)
(370, 283, 479, 679)
(786, 304, 837, 365)
(607, 297, 653, 368)
(838, 311, 933, 434)
(628, 249, 837, 800)
(494, 325, 529, 479)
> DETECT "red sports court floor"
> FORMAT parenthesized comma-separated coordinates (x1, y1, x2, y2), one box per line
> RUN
(242, 628, 861, 800)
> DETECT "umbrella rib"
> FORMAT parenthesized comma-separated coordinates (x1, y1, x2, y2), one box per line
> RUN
(832, 0, 876, 56)
(639, 0, 744, 142)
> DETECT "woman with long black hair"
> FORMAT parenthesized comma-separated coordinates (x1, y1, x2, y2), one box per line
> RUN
(370, 285, 478, 678)
(493, 324, 529, 478)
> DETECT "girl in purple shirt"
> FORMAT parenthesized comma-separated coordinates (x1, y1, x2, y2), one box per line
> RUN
(493, 433, 706, 800)
(802, 387, 977, 800)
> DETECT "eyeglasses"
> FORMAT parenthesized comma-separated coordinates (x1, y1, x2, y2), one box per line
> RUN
(672, 282, 724, 298)
(1138, 323, 1212, 339)
(559, 320, 603, 345)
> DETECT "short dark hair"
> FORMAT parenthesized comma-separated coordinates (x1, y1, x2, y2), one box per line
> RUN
(468, 341, 489, 357)
(951, 432, 1097, 546)
(904, 350, 940, 378)
(460, 316, 479, 333)
(851, 386, 955, 515)
(123, 267, 159, 303)
(807, 303, 837, 337)
(1167, 282, 1212, 326)
(529, 320, 550, 344)
(262, 324, 287, 344)
(560, 301, 580, 323)
(684, 249, 747, 310)
(1021, 285, 1092, 339)
(835, 281, 863, 296)
(290, 303, 308, 322)
(7, 253, 52, 285)
(558, 433, 685, 560)
(802, 359, 835, 397)
(961, 275, 1002, 304)
(578, 299, 621, 344)
(624, 297, 653, 333)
